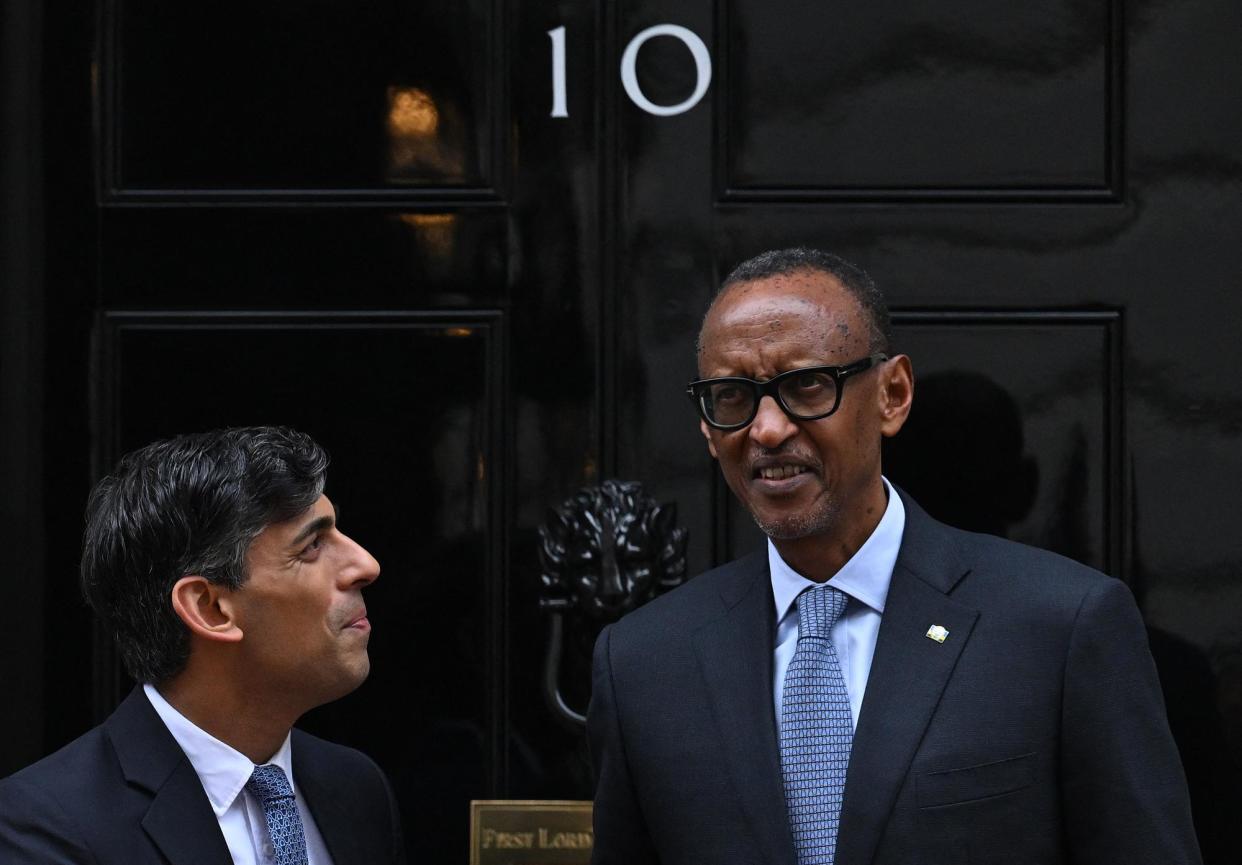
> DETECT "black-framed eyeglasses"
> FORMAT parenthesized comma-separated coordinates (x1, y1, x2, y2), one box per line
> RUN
(686, 353, 888, 431)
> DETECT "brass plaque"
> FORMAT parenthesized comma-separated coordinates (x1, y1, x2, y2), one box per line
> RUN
(470, 800, 594, 865)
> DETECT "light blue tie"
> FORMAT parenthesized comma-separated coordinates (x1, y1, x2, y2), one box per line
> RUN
(246, 764, 309, 865)
(780, 585, 852, 865)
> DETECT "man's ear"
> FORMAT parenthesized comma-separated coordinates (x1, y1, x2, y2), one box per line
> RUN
(879, 354, 914, 437)
(699, 419, 719, 459)
(170, 575, 244, 644)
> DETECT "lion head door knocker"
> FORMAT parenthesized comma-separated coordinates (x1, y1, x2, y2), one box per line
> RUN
(537, 480, 689, 726)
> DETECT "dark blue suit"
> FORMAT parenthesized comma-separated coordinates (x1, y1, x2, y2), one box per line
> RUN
(0, 688, 406, 864)
(588, 491, 1201, 865)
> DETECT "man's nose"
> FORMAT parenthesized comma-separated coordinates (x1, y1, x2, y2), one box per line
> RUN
(338, 532, 381, 587)
(748, 395, 799, 448)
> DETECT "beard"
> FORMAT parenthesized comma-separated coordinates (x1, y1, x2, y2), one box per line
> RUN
(750, 494, 841, 540)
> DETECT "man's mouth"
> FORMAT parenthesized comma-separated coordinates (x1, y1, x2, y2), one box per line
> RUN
(756, 464, 810, 480)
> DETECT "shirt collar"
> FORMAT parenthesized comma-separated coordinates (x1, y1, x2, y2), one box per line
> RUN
(769, 476, 906, 625)
(143, 683, 296, 818)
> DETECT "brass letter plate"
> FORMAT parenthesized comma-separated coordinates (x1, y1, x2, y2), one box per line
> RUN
(470, 800, 593, 865)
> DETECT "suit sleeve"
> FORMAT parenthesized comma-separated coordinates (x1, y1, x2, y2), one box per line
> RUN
(0, 777, 97, 865)
(587, 625, 660, 865)
(1059, 577, 1203, 865)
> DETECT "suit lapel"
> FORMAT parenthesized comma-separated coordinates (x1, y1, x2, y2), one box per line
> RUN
(295, 739, 359, 865)
(293, 733, 387, 865)
(106, 688, 234, 865)
(141, 761, 236, 865)
(835, 493, 979, 865)
(692, 552, 798, 865)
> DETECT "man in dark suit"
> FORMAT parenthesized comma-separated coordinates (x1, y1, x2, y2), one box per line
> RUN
(588, 249, 1201, 865)
(0, 426, 406, 864)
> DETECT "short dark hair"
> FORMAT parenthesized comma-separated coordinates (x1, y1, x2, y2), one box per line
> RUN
(706, 247, 892, 354)
(80, 426, 329, 684)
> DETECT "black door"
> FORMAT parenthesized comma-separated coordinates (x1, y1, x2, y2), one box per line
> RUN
(6, 0, 1240, 861)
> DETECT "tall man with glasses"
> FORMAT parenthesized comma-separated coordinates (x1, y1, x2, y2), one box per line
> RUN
(587, 249, 1201, 865)
(0, 426, 406, 864)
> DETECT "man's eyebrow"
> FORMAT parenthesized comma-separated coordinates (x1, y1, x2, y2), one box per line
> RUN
(290, 513, 335, 547)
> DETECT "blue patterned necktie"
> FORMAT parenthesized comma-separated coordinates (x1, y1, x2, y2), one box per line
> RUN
(780, 585, 852, 865)
(246, 764, 309, 865)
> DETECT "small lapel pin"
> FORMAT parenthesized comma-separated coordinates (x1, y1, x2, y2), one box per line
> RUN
(925, 624, 950, 643)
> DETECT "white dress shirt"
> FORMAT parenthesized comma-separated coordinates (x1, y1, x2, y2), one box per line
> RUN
(143, 684, 334, 865)
(771, 477, 906, 730)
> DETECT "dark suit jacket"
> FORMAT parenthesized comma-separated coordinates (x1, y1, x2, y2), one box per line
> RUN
(588, 492, 1201, 865)
(0, 687, 406, 864)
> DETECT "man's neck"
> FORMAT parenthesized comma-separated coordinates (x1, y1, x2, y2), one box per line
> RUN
(157, 670, 298, 764)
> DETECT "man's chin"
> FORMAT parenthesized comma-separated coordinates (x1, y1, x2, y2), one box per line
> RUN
(351, 655, 372, 687)
(325, 655, 372, 702)
(752, 505, 835, 541)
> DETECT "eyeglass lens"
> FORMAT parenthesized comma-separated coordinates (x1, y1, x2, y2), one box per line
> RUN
(702, 371, 839, 426)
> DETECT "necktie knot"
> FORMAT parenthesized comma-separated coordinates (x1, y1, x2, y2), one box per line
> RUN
(796, 585, 848, 640)
(246, 763, 295, 804)
(246, 764, 308, 865)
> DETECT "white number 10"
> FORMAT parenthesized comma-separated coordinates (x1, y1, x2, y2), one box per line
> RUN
(547, 24, 713, 118)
